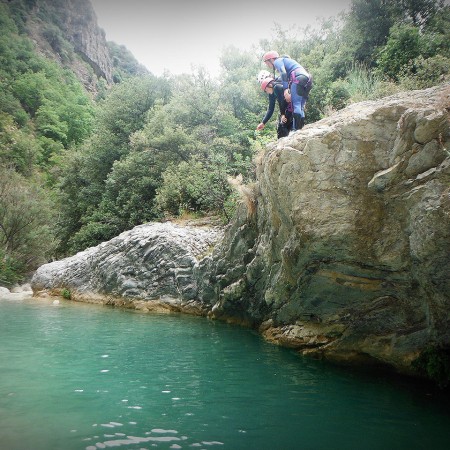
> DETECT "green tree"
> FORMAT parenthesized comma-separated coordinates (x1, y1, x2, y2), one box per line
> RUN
(56, 76, 170, 253)
(345, 0, 400, 64)
(96, 76, 169, 143)
(35, 101, 69, 144)
(0, 113, 41, 175)
(377, 23, 422, 79)
(12, 71, 51, 117)
(67, 150, 161, 252)
(0, 167, 56, 282)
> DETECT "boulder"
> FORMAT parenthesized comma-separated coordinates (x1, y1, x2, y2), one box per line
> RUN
(32, 222, 223, 314)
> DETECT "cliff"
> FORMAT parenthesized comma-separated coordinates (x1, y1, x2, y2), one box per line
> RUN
(32, 84, 450, 381)
(20, 0, 113, 89)
(204, 83, 450, 377)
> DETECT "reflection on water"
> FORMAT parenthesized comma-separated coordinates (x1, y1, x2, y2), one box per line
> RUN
(1, 297, 450, 450)
(83, 428, 214, 450)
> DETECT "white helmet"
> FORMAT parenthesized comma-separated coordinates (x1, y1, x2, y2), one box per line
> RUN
(257, 70, 271, 83)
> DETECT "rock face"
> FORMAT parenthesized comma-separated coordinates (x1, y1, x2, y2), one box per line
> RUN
(32, 222, 223, 314)
(32, 84, 450, 379)
(25, 0, 113, 88)
(204, 83, 450, 375)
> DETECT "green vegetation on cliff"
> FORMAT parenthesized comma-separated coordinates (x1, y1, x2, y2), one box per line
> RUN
(0, 0, 449, 284)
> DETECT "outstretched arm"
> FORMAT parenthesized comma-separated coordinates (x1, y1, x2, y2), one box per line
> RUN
(256, 94, 276, 130)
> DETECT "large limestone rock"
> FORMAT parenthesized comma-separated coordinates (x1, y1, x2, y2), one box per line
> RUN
(32, 222, 223, 314)
(206, 84, 450, 375)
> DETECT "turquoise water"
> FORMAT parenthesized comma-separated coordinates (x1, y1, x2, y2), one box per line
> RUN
(1, 297, 450, 450)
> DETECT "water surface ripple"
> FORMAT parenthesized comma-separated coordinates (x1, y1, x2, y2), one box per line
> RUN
(1, 297, 449, 449)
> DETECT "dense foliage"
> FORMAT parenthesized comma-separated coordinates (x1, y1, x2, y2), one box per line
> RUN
(0, 0, 449, 284)
(413, 346, 450, 388)
(0, 0, 96, 284)
(108, 41, 150, 83)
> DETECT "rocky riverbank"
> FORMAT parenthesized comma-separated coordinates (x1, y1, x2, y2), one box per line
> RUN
(32, 84, 450, 384)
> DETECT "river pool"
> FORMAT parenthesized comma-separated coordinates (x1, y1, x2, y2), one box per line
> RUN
(1, 296, 449, 450)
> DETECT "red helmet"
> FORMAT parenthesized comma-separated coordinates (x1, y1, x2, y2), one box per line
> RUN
(263, 51, 279, 62)
(261, 77, 274, 91)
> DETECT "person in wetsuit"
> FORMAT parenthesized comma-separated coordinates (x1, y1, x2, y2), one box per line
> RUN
(256, 74, 293, 139)
(262, 50, 313, 132)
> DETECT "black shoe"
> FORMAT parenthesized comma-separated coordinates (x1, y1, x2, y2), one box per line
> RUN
(293, 113, 304, 130)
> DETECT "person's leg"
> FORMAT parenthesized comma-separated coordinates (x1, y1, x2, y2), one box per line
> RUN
(290, 75, 306, 131)
(277, 115, 289, 138)
(300, 96, 307, 128)
(290, 89, 304, 131)
(286, 110, 294, 133)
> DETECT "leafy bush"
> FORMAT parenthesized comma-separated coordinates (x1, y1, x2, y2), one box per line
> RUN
(412, 346, 450, 388)
(35, 101, 69, 144)
(398, 54, 450, 90)
(0, 249, 24, 286)
(156, 157, 234, 221)
(98, 150, 161, 226)
(67, 219, 120, 254)
(0, 113, 41, 176)
(36, 136, 65, 169)
(0, 89, 29, 126)
(326, 79, 351, 111)
(376, 24, 422, 80)
(0, 167, 56, 280)
(155, 162, 197, 216)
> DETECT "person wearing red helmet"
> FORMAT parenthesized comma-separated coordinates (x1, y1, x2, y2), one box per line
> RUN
(256, 71, 293, 139)
(263, 51, 313, 132)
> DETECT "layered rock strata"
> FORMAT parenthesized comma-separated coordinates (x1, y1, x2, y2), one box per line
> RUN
(32, 222, 223, 315)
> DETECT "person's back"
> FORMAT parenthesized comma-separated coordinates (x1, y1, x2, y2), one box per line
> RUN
(274, 56, 309, 84)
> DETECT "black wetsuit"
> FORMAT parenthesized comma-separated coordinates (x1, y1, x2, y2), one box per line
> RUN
(261, 82, 293, 138)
